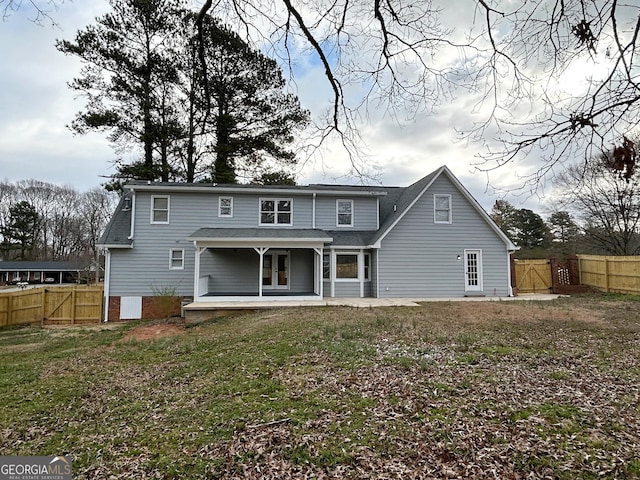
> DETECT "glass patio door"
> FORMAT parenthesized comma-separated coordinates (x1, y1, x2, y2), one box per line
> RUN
(464, 249, 482, 292)
(262, 252, 289, 289)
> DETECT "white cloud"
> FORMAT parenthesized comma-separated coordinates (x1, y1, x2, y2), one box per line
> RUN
(0, 0, 589, 216)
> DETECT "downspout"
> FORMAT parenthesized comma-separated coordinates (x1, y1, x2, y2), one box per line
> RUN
(358, 249, 364, 298)
(312, 193, 316, 229)
(128, 192, 136, 240)
(507, 250, 514, 297)
(103, 248, 111, 322)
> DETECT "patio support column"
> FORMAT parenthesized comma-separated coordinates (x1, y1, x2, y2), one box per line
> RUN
(194, 245, 203, 299)
(313, 247, 323, 298)
(330, 250, 335, 298)
(358, 249, 365, 298)
(255, 247, 268, 298)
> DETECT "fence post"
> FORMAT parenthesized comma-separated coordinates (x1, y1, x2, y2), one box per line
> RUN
(71, 288, 76, 325)
(604, 257, 610, 293)
(40, 288, 46, 325)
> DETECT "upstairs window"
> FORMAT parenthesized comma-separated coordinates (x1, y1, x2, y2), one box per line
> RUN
(337, 199, 354, 227)
(260, 199, 292, 225)
(151, 195, 170, 224)
(434, 194, 452, 224)
(219, 196, 233, 217)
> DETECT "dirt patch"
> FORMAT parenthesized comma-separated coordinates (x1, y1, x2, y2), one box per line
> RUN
(122, 320, 186, 342)
(449, 301, 606, 326)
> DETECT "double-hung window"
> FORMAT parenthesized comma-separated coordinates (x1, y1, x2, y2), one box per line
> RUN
(151, 195, 170, 224)
(169, 249, 184, 270)
(434, 194, 452, 224)
(336, 199, 353, 227)
(219, 196, 233, 217)
(260, 199, 292, 225)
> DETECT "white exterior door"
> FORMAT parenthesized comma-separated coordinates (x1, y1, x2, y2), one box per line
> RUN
(262, 252, 289, 290)
(464, 249, 483, 292)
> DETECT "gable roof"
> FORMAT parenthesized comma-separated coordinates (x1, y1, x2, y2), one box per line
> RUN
(371, 165, 516, 250)
(98, 166, 515, 251)
(97, 192, 133, 248)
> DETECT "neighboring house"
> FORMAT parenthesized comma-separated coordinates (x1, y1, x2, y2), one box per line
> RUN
(98, 165, 517, 321)
(0, 261, 83, 285)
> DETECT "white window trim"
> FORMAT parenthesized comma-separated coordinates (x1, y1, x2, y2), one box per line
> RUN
(322, 253, 330, 280)
(336, 199, 354, 227)
(364, 252, 371, 282)
(169, 248, 185, 270)
(151, 195, 170, 224)
(218, 196, 233, 217)
(434, 194, 452, 224)
(259, 198, 293, 226)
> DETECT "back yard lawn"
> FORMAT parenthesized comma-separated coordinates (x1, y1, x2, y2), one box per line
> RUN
(0, 295, 639, 479)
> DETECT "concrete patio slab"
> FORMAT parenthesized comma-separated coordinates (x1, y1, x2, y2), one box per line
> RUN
(183, 294, 565, 323)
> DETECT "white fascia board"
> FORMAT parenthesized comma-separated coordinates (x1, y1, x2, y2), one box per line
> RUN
(327, 245, 374, 250)
(191, 239, 332, 249)
(125, 184, 387, 197)
(96, 243, 133, 249)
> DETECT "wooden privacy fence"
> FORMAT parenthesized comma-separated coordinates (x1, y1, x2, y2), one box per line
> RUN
(577, 255, 640, 294)
(0, 286, 103, 327)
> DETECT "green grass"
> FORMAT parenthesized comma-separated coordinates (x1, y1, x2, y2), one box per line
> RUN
(0, 296, 638, 478)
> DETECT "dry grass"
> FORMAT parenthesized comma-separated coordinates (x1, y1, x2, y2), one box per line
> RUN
(0, 295, 638, 479)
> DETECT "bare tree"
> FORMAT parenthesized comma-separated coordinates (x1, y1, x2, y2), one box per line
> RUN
(191, 1, 640, 187)
(0, 180, 117, 262)
(555, 157, 640, 255)
(0, 0, 58, 25)
(9, 1, 640, 187)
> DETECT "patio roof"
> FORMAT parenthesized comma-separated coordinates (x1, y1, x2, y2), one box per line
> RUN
(188, 228, 333, 248)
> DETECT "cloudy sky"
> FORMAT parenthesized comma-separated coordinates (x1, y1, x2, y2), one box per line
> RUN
(0, 1, 557, 212)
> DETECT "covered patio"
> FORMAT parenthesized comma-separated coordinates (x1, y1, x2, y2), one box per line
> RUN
(189, 228, 333, 302)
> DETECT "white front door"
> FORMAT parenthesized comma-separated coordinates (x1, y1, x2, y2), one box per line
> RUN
(464, 249, 483, 292)
(262, 252, 289, 290)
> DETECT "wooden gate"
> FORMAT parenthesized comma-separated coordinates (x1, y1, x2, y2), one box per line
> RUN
(514, 259, 552, 293)
(0, 286, 103, 326)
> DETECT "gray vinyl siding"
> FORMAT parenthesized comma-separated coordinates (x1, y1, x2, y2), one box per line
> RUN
(377, 175, 510, 298)
(205, 249, 258, 294)
(289, 249, 315, 293)
(315, 196, 378, 230)
(108, 192, 317, 296)
(331, 281, 372, 297)
(145, 191, 314, 230)
(108, 247, 194, 297)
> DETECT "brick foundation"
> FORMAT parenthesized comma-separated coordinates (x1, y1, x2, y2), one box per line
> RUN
(108, 296, 121, 322)
(107, 295, 187, 320)
(142, 296, 183, 319)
